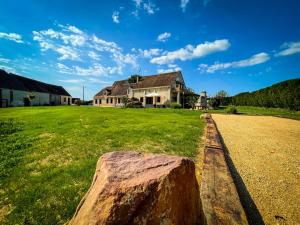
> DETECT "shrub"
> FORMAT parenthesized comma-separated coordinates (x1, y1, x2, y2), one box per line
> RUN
(208, 98, 221, 109)
(74, 99, 81, 106)
(23, 97, 30, 106)
(170, 103, 182, 109)
(164, 100, 171, 108)
(227, 106, 238, 114)
(127, 101, 143, 108)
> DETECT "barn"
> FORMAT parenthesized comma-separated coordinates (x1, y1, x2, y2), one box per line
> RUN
(0, 69, 71, 107)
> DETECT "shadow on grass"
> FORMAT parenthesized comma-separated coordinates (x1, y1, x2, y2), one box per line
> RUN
(215, 124, 265, 225)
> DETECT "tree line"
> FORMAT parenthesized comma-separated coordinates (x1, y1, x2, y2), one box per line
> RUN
(217, 78, 300, 110)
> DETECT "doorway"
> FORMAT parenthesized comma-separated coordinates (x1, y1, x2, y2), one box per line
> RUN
(146, 97, 153, 105)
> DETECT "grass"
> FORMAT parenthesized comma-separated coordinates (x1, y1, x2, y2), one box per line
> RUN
(208, 106, 300, 120)
(0, 106, 204, 224)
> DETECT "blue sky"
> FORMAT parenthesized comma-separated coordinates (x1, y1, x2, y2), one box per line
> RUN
(0, 0, 299, 99)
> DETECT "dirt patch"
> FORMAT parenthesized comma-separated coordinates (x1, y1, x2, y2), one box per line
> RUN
(0, 205, 11, 223)
(212, 114, 300, 225)
(39, 132, 56, 139)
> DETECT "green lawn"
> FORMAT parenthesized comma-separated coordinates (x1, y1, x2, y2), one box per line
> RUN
(0, 106, 204, 225)
(208, 106, 300, 120)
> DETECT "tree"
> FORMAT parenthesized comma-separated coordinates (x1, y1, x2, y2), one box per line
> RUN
(24, 92, 35, 106)
(184, 88, 199, 109)
(128, 75, 143, 83)
(208, 98, 221, 109)
(121, 96, 129, 108)
(215, 90, 229, 106)
(216, 90, 228, 98)
(186, 95, 198, 110)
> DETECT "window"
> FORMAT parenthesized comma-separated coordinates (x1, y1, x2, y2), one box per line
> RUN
(95, 99, 98, 104)
(99, 99, 102, 104)
(64, 97, 66, 102)
(157, 96, 160, 103)
(110, 98, 113, 103)
(106, 98, 109, 104)
(118, 98, 120, 103)
(140, 97, 143, 102)
(10, 90, 13, 103)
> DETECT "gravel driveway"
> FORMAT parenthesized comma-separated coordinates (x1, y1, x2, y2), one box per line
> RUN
(212, 114, 300, 225)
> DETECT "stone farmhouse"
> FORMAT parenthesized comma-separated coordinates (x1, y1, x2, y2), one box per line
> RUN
(93, 71, 185, 107)
(0, 69, 71, 107)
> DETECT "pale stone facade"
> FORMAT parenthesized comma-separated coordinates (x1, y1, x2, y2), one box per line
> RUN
(1, 88, 72, 107)
(0, 69, 71, 107)
(93, 72, 185, 108)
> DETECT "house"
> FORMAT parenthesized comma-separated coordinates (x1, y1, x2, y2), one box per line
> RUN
(0, 69, 71, 107)
(93, 71, 186, 107)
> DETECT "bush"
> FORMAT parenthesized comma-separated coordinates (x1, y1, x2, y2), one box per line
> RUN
(231, 78, 300, 110)
(74, 99, 81, 106)
(170, 103, 182, 109)
(208, 98, 221, 109)
(227, 106, 238, 114)
(23, 97, 30, 106)
(164, 100, 171, 108)
(127, 101, 143, 108)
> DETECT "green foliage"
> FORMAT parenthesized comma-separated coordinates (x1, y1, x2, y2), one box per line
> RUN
(126, 97, 143, 108)
(231, 78, 300, 110)
(170, 102, 182, 109)
(208, 98, 221, 109)
(128, 74, 143, 83)
(164, 100, 171, 108)
(0, 106, 204, 224)
(121, 96, 129, 108)
(226, 106, 238, 114)
(74, 99, 81, 106)
(27, 93, 36, 101)
(216, 90, 229, 98)
(186, 95, 199, 110)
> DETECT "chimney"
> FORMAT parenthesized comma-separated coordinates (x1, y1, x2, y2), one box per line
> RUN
(136, 76, 139, 83)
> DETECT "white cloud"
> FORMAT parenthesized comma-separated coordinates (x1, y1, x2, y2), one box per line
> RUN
(157, 32, 171, 42)
(56, 46, 80, 60)
(67, 25, 84, 34)
(33, 24, 138, 74)
(133, 0, 143, 8)
(276, 41, 300, 57)
(74, 64, 122, 76)
(57, 63, 73, 74)
(136, 48, 163, 58)
(87, 78, 111, 84)
(198, 52, 270, 73)
(157, 64, 181, 73)
(56, 62, 122, 77)
(0, 64, 17, 73)
(88, 51, 100, 60)
(131, 0, 158, 17)
(143, 1, 159, 15)
(0, 32, 23, 43)
(151, 39, 230, 65)
(0, 58, 10, 63)
(112, 11, 120, 24)
(33, 29, 82, 61)
(112, 52, 138, 68)
(91, 35, 120, 51)
(59, 79, 84, 83)
(180, 0, 189, 12)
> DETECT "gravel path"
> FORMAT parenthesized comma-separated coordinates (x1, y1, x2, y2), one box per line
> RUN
(212, 114, 300, 225)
